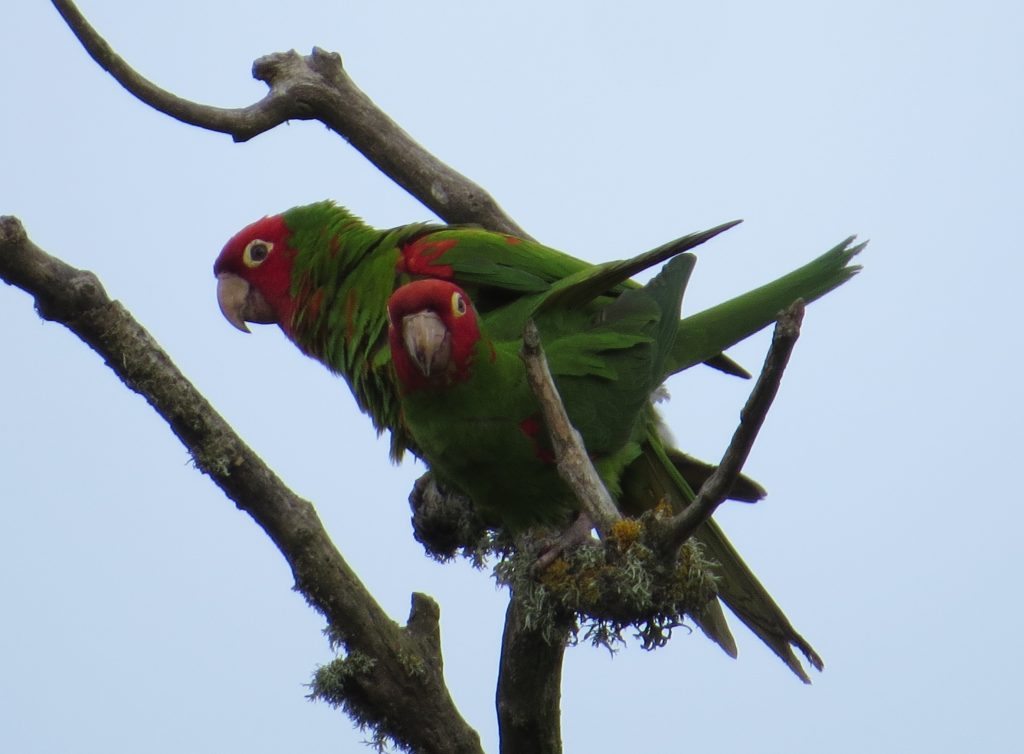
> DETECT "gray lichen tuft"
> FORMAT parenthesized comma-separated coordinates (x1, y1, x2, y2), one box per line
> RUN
(495, 507, 720, 650)
(188, 430, 242, 478)
(308, 651, 403, 754)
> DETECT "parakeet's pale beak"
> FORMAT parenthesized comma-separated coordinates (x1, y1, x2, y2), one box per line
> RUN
(216, 272, 275, 333)
(402, 310, 451, 378)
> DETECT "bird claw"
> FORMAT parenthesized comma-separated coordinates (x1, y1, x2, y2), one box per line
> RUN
(532, 512, 598, 573)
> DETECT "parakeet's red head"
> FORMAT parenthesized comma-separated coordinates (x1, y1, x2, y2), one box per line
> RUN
(388, 280, 483, 392)
(214, 213, 300, 336)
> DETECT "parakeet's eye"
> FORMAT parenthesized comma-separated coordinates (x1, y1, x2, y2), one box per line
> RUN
(243, 239, 273, 268)
(451, 291, 467, 317)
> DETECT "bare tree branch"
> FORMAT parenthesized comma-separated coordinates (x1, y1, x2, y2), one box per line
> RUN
(662, 300, 805, 557)
(521, 321, 622, 537)
(50, 0, 526, 236)
(51, 0, 288, 139)
(0, 216, 484, 754)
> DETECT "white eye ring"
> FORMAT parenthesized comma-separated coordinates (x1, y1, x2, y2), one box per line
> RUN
(243, 239, 273, 268)
(451, 291, 467, 317)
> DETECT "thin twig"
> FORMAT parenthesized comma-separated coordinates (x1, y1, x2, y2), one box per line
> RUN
(0, 216, 484, 754)
(520, 320, 622, 537)
(662, 300, 806, 557)
(50, 0, 526, 235)
(51, 0, 288, 139)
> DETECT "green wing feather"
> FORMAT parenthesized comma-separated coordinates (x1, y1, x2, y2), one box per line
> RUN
(544, 254, 695, 454)
(533, 220, 739, 315)
(414, 229, 579, 294)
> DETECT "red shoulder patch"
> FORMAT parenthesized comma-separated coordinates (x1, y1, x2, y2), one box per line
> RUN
(518, 416, 556, 464)
(398, 236, 458, 278)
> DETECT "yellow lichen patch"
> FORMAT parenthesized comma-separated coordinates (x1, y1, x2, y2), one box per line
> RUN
(609, 518, 643, 550)
(538, 557, 571, 590)
(652, 499, 674, 519)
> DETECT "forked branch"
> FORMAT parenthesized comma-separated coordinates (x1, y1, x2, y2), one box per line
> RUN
(663, 300, 805, 556)
(519, 303, 804, 559)
(51, 0, 526, 236)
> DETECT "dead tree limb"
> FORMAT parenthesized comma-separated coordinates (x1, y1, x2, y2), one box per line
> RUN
(521, 321, 622, 538)
(51, 0, 526, 236)
(0, 216, 484, 754)
(662, 300, 805, 557)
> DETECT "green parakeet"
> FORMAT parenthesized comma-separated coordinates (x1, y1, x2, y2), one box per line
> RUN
(385, 253, 820, 680)
(213, 201, 862, 680)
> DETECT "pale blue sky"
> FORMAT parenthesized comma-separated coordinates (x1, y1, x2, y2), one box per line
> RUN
(2, 2, 1022, 752)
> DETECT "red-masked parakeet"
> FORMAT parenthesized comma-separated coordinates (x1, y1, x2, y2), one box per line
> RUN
(386, 253, 695, 530)
(213, 201, 861, 680)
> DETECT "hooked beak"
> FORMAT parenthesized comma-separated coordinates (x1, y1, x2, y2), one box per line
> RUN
(402, 310, 451, 378)
(216, 272, 276, 333)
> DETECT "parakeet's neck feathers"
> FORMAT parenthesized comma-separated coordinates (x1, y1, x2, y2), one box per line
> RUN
(279, 202, 436, 458)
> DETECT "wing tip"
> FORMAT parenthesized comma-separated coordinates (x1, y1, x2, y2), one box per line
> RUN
(778, 632, 825, 684)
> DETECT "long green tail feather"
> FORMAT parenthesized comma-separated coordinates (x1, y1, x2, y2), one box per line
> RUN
(696, 518, 823, 683)
(668, 236, 866, 377)
(691, 594, 739, 659)
(620, 431, 822, 681)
